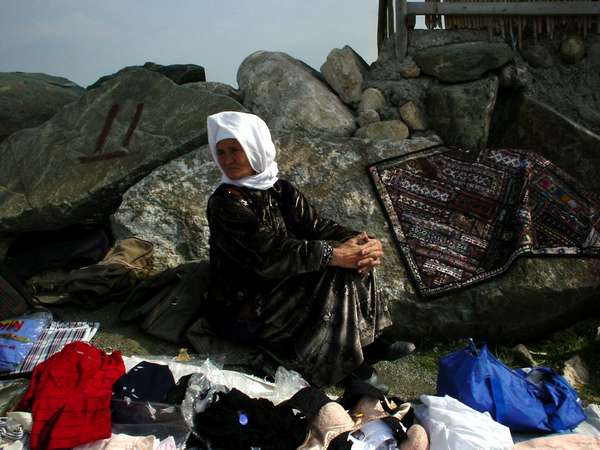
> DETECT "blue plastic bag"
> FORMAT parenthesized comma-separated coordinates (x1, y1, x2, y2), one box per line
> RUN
(0, 312, 52, 372)
(437, 339, 586, 433)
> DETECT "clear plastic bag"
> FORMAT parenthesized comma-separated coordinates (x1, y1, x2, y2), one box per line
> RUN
(111, 398, 190, 449)
(0, 379, 29, 416)
(122, 354, 226, 383)
(0, 312, 52, 372)
(180, 359, 309, 430)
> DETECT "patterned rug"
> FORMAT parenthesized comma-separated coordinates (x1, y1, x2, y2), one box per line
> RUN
(369, 145, 600, 298)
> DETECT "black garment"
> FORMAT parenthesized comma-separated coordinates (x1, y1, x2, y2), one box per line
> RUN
(112, 361, 175, 403)
(206, 179, 392, 386)
(192, 388, 307, 450)
(111, 362, 182, 437)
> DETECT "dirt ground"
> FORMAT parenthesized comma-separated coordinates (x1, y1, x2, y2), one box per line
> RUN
(43, 296, 598, 405)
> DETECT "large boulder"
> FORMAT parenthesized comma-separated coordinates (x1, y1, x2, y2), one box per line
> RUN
(111, 131, 600, 342)
(0, 72, 84, 143)
(408, 29, 505, 55)
(111, 133, 440, 270)
(185, 81, 243, 104)
(490, 93, 600, 194)
(111, 147, 221, 270)
(426, 75, 499, 148)
(370, 30, 502, 81)
(355, 120, 409, 140)
(0, 68, 245, 233)
(237, 51, 356, 136)
(388, 257, 600, 343)
(414, 41, 514, 83)
(320, 46, 369, 106)
(87, 62, 206, 90)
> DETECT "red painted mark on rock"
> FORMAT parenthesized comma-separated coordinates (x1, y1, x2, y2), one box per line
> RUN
(79, 103, 144, 163)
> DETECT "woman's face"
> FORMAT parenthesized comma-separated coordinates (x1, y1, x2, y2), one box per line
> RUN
(216, 138, 256, 180)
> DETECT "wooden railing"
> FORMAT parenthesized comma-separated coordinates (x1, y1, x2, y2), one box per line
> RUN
(378, 0, 600, 60)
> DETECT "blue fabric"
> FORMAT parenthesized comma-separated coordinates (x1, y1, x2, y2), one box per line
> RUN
(0, 313, 51, 372)
(437, 340, 587, 433)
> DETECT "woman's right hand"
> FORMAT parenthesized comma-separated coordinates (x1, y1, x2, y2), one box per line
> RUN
(330, 232, 383, 275)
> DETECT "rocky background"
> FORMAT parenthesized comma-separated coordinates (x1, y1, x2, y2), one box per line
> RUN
(1, 29, 599, 354)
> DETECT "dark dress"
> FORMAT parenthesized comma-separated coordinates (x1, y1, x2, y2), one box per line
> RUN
(206, 179, 392, 386)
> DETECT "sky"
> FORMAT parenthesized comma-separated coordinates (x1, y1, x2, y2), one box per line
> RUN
(0, 1, 424, 89)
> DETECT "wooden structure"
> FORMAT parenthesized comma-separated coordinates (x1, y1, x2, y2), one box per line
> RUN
(378, 0, 600, 60)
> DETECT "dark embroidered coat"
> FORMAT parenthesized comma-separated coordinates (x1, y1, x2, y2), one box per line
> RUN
(206, 179, 391, 386)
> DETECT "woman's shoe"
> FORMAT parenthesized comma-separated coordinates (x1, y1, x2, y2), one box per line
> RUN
(363, 339, 416, 364)
(347, 364, 390, 395)
(359, 372, 390, 395)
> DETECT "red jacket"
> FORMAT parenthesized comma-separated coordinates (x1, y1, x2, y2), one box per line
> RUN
(18, 341, 125, 450)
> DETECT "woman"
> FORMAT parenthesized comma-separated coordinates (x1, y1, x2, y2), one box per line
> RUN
(205, 111, 413, 389)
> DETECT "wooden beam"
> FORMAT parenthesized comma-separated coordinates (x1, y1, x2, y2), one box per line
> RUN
(378, 0, 388, 52)
(395, 0, 408, 61)
(407, 1, 600, 16)
(387, 0, 395, 38)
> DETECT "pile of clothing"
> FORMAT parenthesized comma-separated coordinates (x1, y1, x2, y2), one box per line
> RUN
(0, 342, 429, 450)
(1, 339, 600, 450)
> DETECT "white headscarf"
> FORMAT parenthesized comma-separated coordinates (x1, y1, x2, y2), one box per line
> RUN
(207, 111, 279, 190)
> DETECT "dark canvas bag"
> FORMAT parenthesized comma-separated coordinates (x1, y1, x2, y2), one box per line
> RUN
(0, 263, 35, 320)
(4, 227, 110, 281)
(120, 261, 209, 343)
(66, 237, 154, 307)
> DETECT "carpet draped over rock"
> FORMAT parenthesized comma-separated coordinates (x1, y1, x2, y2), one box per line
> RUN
(369, 145, 600, 297)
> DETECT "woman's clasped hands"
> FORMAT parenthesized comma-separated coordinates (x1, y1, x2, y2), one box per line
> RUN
(330, 232, 384, 277)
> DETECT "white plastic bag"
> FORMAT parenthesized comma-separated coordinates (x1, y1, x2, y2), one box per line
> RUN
(414, 395, 513, 450)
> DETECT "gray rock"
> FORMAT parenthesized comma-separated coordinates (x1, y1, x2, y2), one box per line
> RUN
(364, 78, 432, 110)
(563, 355, 589, 389)
(498, 62, 532, 90)
(358, 88, 386, 113)
(490, 93, 600, 194)
(87, 62, 206, 90)
(0, 72, 84, 143)
(0, 68, 245, 233)
(386, 256, 600, 342)
(512, 344, 537, 366)
(426, 75, 499, 148)
(561, 36, 586, 64)
(112, 130, 600, 342)
(414, 41, 514, 83)
(368, 37, 409, 82)
(185, 81, 243, 104)
(237, 51, 356, 136)
(399, 101, 427, 131)
(357, 110, 381, 128)
(522, 44, 554, 69)
(112, 132, 440, 270)
(399, 57, 421, 78)
(321, 46, 369, 106)
(111, 145, 220, 269)
(355, 120, 410, 140)
(371, 31, 503, 80)
(408, 29, 505, 55)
